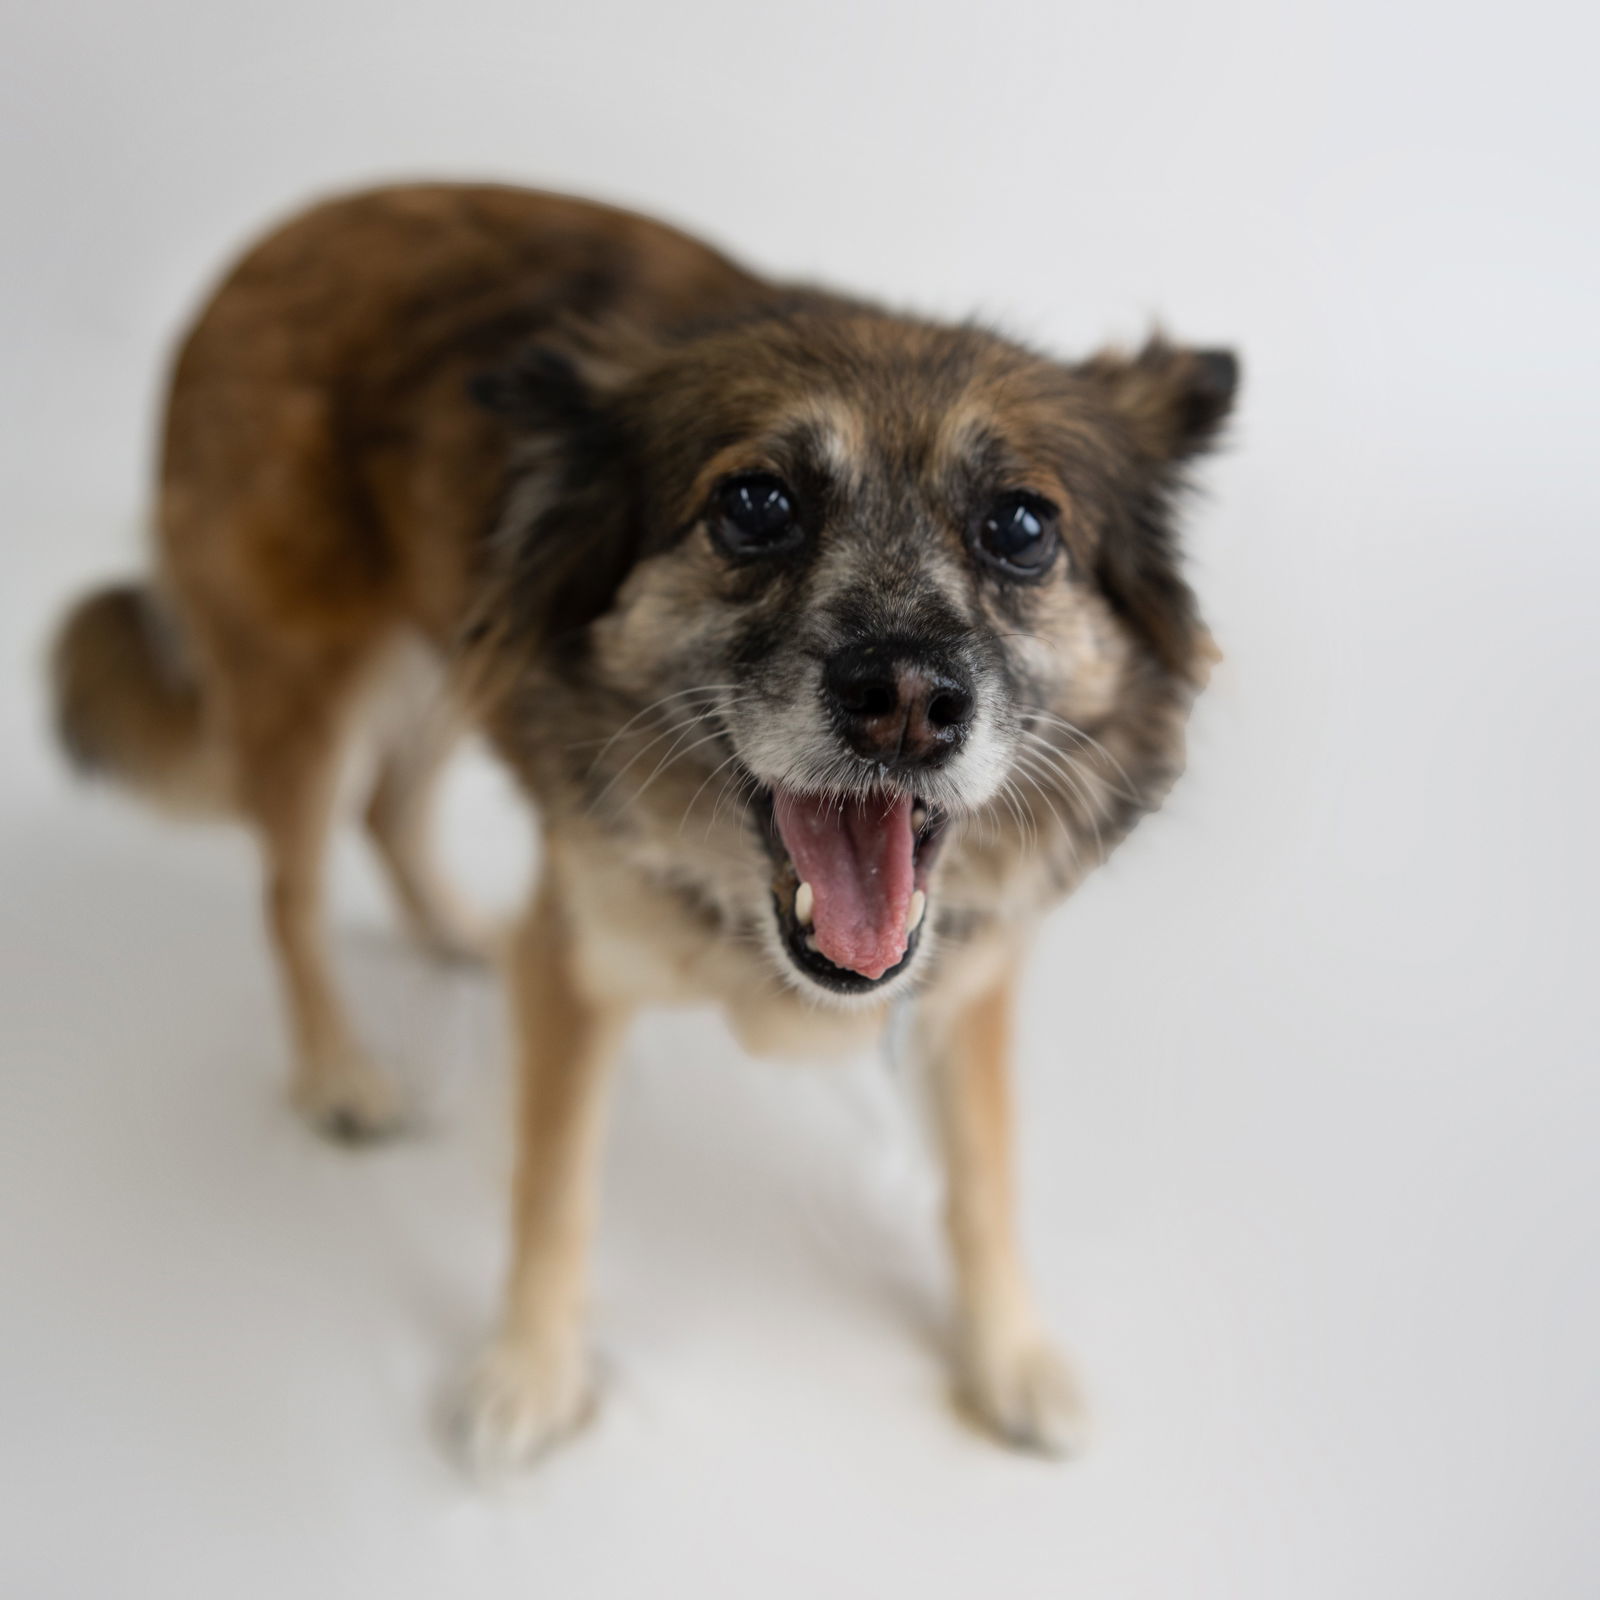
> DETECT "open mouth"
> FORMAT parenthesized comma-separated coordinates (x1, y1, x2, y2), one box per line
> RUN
(760, 786, 949, 995)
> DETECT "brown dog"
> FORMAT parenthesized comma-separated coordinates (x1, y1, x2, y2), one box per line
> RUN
(52, 182, 1236, 1467)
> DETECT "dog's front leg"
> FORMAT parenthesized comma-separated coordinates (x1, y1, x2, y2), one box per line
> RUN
(919, 961, 1089, 1457)
(459, 874, 629, 1474)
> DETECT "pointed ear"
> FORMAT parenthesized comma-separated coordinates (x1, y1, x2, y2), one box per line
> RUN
(467, 317, 659, 432)
(1080, 336, 1240, 463)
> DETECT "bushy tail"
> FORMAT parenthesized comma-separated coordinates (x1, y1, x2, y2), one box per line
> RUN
(51, 583, 232, 815)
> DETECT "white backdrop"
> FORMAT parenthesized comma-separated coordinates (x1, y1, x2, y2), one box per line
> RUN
(2, 3, 1596, 1597)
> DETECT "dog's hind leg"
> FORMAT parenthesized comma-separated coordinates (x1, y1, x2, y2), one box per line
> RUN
(226, 648, 405, 1143)
(364, 686, 490, 966)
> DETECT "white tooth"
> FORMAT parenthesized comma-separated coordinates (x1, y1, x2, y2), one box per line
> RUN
(911, 804, 927, 831)
(804, 932, 819, 952)
(794, 881, 814, 927)
(906, 889, 926, 933)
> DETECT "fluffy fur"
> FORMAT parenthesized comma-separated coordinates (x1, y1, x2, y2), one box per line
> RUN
(51, 182, 1237, 1464)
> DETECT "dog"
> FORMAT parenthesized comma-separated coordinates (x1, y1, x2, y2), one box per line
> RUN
(51, 182, 1237, 1467)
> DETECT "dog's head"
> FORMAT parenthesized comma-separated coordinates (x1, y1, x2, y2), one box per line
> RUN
(474, 305, 1236, 1003)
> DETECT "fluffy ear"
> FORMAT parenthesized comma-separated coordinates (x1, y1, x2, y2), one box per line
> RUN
(1080, 336, 1240, 463)
(468, 344, 595, 430)
(463, 319, 666, 676)
(467, 316, 659, 432)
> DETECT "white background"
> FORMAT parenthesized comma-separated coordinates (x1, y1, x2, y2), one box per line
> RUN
(2, 2, 1596, 1596)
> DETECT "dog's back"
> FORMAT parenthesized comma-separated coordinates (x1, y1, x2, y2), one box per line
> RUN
(53, 182, 761, 816)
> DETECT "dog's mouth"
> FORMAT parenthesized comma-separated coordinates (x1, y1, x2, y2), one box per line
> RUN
(759, 785, 949, 995)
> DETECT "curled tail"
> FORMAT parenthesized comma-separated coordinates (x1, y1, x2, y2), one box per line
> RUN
(51, 583, 232, 815)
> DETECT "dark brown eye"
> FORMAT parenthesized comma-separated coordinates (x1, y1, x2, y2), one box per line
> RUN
(712, 473, 801, 556)
(976, 492, 1059, 576)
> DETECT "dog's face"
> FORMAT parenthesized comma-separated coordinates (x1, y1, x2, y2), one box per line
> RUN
(478, 310, 1235, 1004)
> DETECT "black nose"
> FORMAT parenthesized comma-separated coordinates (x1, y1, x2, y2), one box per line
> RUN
(823, 643, 974, 767)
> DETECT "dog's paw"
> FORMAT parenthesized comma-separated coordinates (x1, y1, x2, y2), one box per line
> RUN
(957, 1328, 1090, 1458)
(452, 1336, 594, 1478)
(291, 1054, 405, 1144)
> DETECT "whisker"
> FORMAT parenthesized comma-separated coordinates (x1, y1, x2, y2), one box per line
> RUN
(1016, 706, 1142, 803)
(585, 718, 705, 815)
(628, 726, 737, 808)
(680, 747, 747, 836)
(706, 769, 742, 839)
(1014, 735, 1104, 814)
(1014, 777, 1042, 856)
(1013, 743, 1104, 858)
(1008, 752, 1072, 840)
(708, 764, 757, 836)
(1014, 732, 1128, 840)
(576, 684, 735, 767)
(586, 705, 731, 815)
(992, 775, 1033, 855)
(1017, 726, 1132, 800)
(584, 695, 754, 817)
(1009, 750, 1084, 868)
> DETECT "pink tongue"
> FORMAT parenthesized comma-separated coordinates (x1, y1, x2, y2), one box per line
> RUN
(772, 790, 916, 981)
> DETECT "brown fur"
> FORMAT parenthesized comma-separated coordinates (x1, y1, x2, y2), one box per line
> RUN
(51, 181, 1236, 1464)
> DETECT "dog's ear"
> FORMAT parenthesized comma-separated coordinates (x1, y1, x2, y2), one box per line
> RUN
(468, 344, 594, 430)
(468, 317, 659, 432)
(1071, 336, 1237, 689)
(465, 319, 667, 674)
(1079, 336, 1239, 464)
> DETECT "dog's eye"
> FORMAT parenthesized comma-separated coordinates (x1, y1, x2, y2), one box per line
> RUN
(712, 473, 801, 556)
(976, 493, 1059, 576)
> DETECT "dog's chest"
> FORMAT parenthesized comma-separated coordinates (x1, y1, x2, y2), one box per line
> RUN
(557, 829, 886, 1060)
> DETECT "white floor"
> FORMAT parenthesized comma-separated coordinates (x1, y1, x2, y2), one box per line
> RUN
(2, 470, 1596, 1599)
